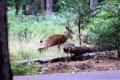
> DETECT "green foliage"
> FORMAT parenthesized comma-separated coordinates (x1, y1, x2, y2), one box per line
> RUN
(8, 8, 66, 40)
(11, 62, 40, 75)
(8, 0, 15, 6)
(58, 0, 90, 21)
(86, 0, 120, 50)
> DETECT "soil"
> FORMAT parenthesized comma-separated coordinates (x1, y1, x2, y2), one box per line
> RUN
(38, 56, 120, 74)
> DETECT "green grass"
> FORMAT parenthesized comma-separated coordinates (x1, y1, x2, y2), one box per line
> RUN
(11, 62, 40, 75)
(8, 8, 67, 39)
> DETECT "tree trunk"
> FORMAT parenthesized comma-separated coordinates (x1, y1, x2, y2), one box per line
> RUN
(90, 0, 98, 10)
(39, 0, 46, 15)
(45, 0, 53, 15)
(14, 0, 20, 15)
(64, 45, 97, 55)
(77, 15, 81, 46)
(0, 0, 13, 80)
(115, 19, 120, 59)
(15, 3, 19, 15)
(117, 30, 120, 59)
(118, 47, 120, 59)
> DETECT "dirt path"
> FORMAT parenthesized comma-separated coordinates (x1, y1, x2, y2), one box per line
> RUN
(14, 70, 120, 80)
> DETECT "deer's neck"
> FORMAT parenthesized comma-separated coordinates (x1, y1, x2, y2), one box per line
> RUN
(63, 31, 70, 39)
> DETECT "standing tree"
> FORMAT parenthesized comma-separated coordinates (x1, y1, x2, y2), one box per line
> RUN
(13, 0, 54, 16)
(45, 0, 53, 15)
(15, 0, 19, 15)
(0, 0, 13, 80)
(59, 0, 90, 45)
(39, 0, 46, 14)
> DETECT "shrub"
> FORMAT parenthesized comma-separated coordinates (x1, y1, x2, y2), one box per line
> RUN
(11, 62, 40, 75)
(86, 0, 120, 57)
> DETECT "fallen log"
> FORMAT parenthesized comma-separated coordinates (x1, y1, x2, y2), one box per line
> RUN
(13, 51, 116, 64)
(13, 56, 84, 64)
(63, 44, 118, 57)
(63, 44, 97, 56)
(13, 57, 68, 64)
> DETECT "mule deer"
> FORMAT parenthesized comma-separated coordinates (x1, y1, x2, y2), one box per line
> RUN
(38, 26, 74, 51)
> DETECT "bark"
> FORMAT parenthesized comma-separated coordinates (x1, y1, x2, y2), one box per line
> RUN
(63, 44, 118, 56)
(40, 0, 46, 14)
(64, 45, 97, 56)
(118, 48, 120, 59)
(0, 0, 13, 80)
(90, 0, 98, 10)
(15, 3, 19, 15)
(77, 16, 81, 45)
(45, 0, 53, 15)
(117, 35, 120, 59)
(14, 51, 111, 64)
(117, 32, 120, 59)
(14, 55, 90, 64)
(14, 0, 20, 15)
(14, 57, 69, 64)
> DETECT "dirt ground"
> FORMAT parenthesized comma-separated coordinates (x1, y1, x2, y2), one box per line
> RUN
(39, 56, 120, 74)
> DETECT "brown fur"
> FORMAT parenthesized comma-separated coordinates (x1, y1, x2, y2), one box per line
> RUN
(45, 34, 67, 48)
(43, 26, 73, 50)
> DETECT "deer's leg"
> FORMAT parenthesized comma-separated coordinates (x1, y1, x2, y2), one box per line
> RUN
(57, 44, 61, 52)
(44, 47, 48, 52)
(58, 44, 61, 49)
(65, 53, 69, 61)
(37, 48, 43, 53)
(69, 53, 73, 61)
(70, 53, 73, 57)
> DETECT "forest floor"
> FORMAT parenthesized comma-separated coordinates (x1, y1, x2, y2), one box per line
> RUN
(38, 55, 120, 74)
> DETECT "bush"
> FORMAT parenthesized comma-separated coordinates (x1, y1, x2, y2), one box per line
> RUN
(12, 62, 40, 75)
(86, 0, 120, 52)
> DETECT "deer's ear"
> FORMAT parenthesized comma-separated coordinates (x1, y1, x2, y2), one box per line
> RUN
(65, 26, 69, 30)
(65, 26, 67, 29)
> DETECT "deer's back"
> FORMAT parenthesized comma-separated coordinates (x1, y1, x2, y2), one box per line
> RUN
(45, 34, 67, 47)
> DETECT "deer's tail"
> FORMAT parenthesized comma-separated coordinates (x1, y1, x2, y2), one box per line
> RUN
(38, 39, 46, 52)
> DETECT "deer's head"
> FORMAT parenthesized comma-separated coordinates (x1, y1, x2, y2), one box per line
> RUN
(64, 26, 74, 39)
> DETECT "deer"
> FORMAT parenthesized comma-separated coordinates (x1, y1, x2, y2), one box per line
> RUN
(38, 26, 74, 52)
